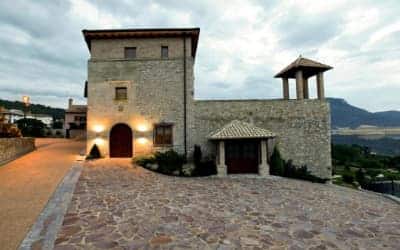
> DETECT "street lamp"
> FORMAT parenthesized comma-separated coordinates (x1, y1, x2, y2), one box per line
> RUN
(22, 95, 30, 129)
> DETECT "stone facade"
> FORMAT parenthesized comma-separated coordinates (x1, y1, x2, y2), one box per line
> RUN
(86, 36, 194, 156)
(189, 99, 331, 179)
(0, 137, 35, 165)
(84, 28, 332, 179)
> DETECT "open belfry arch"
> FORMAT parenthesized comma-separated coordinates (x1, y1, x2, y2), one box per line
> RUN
(275, 56, 333, 100)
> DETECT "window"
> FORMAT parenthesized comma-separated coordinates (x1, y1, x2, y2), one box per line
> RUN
(154, 124, 173, 145)
(124, 47, 136, 59)
(161, 46, 168, 59)
(115, 87, 127, 100)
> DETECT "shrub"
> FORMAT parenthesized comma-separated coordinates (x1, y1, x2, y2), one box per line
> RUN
(192, 160, 217, 176)
(269, 147, 327, 183)
(282, 160, 327, 183)
(154, 150, 185, 175)
(342, 170, 354, 184)
(86, 144, 101, 159)
(133, 154, 156, 167)
(270, 147, 284, 176)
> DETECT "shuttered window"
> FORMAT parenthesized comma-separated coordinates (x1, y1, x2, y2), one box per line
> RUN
(154, 124, 173, 145)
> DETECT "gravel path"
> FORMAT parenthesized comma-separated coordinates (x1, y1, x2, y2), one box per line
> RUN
(0, 138, 85, 250)
(55, 159, 400, 249)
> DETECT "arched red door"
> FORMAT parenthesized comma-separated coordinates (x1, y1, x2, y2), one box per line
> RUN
(109, 124, 133, 157)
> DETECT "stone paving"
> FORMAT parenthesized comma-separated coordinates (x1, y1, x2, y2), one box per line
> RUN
(55, 159, 400, 249)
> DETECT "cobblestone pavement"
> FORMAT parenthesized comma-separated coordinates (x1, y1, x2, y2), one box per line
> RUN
(55, 159, 400, 249)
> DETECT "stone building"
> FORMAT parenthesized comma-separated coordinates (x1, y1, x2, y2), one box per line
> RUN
(83, 28, 332, 179)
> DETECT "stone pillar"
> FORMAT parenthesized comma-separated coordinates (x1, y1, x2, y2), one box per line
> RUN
(282, 78, 289, 100)
(217, 141, 227, 177)
(317, 72, 325, 100)
(303, 77, 309, 99)
(259, 140, 270, 176)
(296, 70, 304, 100)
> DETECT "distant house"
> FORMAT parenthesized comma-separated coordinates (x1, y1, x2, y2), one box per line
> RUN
(0, 109, 24, 123)
(64, 98, 87, 138)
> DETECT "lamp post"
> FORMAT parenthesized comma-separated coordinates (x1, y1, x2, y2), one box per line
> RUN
(22, 96, 30, 130)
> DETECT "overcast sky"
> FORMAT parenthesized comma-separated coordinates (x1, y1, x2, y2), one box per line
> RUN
(0, 0, 399, 112)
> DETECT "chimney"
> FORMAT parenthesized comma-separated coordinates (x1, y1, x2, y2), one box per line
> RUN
(68, 98, 73, 108)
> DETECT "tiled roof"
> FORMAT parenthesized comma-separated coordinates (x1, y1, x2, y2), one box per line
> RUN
(208, 120, 276, 140)
(275, 56, 332, 78)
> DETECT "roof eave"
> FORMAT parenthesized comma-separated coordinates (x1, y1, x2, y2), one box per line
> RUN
(208, 135, 275, 140)
(82, 27, 200, 57)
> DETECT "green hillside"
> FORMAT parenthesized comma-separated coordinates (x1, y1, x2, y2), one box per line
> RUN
(0, 99, 65, 120)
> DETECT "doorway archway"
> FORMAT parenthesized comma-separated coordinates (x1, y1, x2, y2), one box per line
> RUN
(109, 123, 133, 157)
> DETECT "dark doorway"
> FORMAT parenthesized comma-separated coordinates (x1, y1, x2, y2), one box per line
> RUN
(225, 140, 259, 174)
(109, 123, 133, 157)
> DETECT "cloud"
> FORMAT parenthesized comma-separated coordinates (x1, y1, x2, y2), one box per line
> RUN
(0, 0, 399, 112)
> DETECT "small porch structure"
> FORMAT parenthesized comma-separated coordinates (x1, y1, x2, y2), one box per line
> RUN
(275, 56, 332, 100)
(208, 120, 276, 177)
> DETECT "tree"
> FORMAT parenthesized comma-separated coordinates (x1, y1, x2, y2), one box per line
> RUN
(52, 120, 64, 129)
(16, 118, 45, 137)
(270, 147, 284, 176)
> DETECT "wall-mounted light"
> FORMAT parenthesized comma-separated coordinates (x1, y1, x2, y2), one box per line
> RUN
(93, 125, 104, 138)
(93, 125, 104, 133)
(137, 137, 148, 144)
(137, 124, 148, 132)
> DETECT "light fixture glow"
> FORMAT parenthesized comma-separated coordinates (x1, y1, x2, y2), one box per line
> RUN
(137, 137, 148, 144)
(93, 125, 104, 133)
(137, 124, 148, 132)
(94, 138, 104, 145)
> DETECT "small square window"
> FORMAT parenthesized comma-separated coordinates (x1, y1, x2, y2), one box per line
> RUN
(154, 123, 173, 145)
(115, 87, 127, 100)
(161, 46, 168, 59)
(124, 47, 136, 59)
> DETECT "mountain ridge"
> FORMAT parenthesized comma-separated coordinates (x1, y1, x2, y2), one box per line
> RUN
(328, 97, 400, 129)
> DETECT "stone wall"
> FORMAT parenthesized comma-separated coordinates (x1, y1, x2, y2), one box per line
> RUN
(87, 37, 194, 156)
(90, 37, 192, 60)
(189, 99, 332, 179)
(0, 137, 35, 165)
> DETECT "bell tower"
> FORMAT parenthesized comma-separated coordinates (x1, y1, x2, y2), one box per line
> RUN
(275, 56, 332, 100)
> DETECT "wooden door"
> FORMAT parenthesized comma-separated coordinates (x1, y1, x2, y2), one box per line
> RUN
(226, 140, 259, 174)
(109, 124, 133, 158)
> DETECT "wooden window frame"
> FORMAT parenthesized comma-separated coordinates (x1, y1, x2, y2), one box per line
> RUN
(153, 123, 173, 146)
(124, 47, 137, 59)
(115, 87, 128, 100)
(161, 46, 168, 59)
